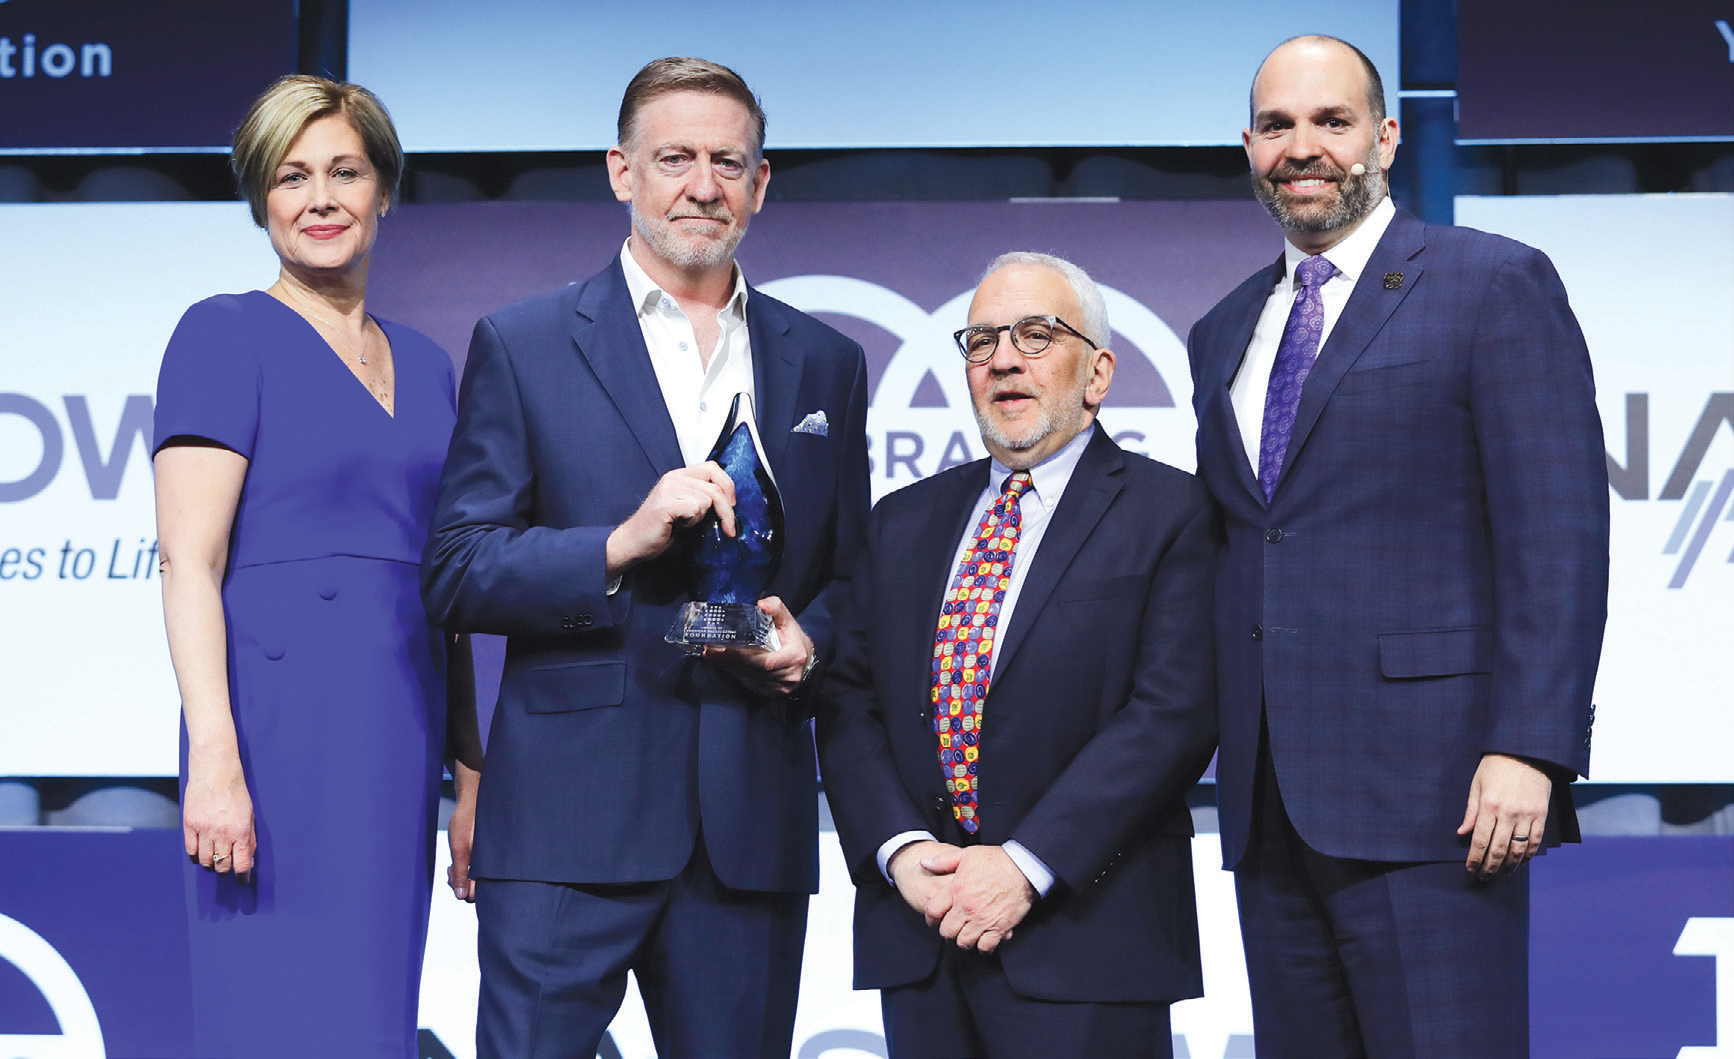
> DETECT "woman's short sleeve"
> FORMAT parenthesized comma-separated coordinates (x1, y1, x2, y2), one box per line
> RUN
(153, 296, 261, 459)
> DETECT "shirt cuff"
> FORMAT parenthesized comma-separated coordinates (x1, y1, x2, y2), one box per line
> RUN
(1003, 839, 1054, 898)
(605, 573, 623, 596)
(877, 831, 938, 884)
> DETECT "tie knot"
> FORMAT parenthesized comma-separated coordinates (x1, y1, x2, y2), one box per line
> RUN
(1001, 470, 1032, 498)
(1295, 255, 1337, 289)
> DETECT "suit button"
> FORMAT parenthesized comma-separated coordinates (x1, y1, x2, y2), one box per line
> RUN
(1252, 623, 1263, 640)
(560, 616, 576, 630)
(933, 796, 946, 812)
(577, 613, 595, 627)
(1265, 528, 1284, 543)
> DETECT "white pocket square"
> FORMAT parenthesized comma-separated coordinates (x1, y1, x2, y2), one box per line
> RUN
(793, 411, 829, 437)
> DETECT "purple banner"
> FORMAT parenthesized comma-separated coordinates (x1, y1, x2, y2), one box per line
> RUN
(0, 831, 192, 1054)
(368, 199, 1279, 419)
(1531, 836, 1734, 1057)
(1, 831, 1727, 1054)
(367, 199, 1283, 731)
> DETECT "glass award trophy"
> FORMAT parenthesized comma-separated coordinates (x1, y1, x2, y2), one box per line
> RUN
(666, 392, 785, 652)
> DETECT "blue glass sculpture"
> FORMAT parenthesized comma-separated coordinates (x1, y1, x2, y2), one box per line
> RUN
(666, 392, 785, 651)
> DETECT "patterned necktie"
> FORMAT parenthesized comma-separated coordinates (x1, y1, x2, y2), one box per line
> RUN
(932, 470, 1032, 834)
(1257, 254, 1338, 500)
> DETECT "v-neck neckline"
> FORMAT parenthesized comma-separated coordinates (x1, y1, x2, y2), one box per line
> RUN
(259, 289, 399, 420)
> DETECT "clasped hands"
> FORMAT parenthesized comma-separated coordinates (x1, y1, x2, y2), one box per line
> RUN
(605, 461, 812, 696)
(888, 840, 1035, 955)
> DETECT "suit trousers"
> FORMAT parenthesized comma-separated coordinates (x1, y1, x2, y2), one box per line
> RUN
(1234, 726, 1529, 1059)
(475, 833, 808, 1059)
(880, 944, 1173, 1059)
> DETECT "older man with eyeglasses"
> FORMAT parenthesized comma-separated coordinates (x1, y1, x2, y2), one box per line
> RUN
(817, 252, 1219, 1058)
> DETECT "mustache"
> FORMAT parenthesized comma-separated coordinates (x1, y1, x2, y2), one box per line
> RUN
(1265, 161, 1350, 183)
(668, 207, 733, 222)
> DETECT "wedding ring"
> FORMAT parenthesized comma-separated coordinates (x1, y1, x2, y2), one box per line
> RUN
(1511, 834, 1530, 843)
(212, 853, 229, 863)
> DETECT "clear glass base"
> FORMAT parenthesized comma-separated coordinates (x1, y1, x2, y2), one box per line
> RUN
(665, 601, 781, 653)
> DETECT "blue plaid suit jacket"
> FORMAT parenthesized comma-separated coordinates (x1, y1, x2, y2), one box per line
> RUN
(1188, 207, 1610, 868)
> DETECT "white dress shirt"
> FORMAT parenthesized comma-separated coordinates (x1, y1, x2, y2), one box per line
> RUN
(618, 240, 756, 466)
(875, 424, 1097, 898)
(1229, 195, 1397, 468)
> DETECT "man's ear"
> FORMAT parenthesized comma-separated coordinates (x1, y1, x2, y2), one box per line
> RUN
(1376, 116, 1400, 171)
(748, 156, 770, 215)
(1085, 347, 1116, 409)
(607, 145, 633, 204)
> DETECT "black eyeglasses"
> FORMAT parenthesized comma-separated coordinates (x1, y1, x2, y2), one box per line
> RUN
(952, 315, 1098, 363)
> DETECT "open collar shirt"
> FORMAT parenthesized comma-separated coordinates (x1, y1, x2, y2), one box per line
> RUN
(619, 240, 756, 465)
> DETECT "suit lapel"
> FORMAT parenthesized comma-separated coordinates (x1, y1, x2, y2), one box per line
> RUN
(571, 262, 684, 474)
(1282, 210, 1427, 480)
(1208, 258, 1284, 506)
(993, 426, 1124, 679)
(1208, 380, 1263, 506)
(748, 291, 801, 473)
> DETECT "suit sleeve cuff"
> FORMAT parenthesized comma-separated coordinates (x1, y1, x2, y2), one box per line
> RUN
(1003, 840, 1055, 898)
(877, 831, 938, 884)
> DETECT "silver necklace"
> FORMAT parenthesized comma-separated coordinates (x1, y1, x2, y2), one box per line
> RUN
(282, 284, 370, 365)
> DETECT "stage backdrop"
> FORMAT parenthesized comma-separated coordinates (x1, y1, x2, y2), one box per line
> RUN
(0, 194, 1729, 781)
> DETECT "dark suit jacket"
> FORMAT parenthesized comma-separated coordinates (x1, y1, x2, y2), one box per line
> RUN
(1187, 207, 1610, 869)
(423, 258, 870, 893)
(817, 425, 1218, 1003)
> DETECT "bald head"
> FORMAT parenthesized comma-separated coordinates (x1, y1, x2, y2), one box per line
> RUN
(1250, 35, 1386, 129)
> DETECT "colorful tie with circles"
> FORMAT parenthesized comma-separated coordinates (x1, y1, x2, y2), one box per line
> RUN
(1258, 254, 1338, 500)
(932, 470, 1032, 834)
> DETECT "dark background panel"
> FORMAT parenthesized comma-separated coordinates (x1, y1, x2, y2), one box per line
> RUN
(0, 0, 295, 151)
(1458, 0, 1734, 141)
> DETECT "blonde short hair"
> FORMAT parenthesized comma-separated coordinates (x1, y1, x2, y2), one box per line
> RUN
(231, 74, 403, 228)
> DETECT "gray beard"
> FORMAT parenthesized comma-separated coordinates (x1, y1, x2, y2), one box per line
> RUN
(972, 368, 1091, 466)
(1252, 154, 1386, 237)
(630, 202, 746, 272)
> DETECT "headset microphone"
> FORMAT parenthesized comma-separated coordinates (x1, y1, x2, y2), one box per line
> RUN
(1349, 163, 1367, 176)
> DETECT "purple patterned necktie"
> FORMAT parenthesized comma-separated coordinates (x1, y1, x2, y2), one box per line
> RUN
(1257, 254, 1338, 500)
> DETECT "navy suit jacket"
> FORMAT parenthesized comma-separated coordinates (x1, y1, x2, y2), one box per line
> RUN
(1188, 207, 1610, 869)
(817, 426, 1218, 1003)
(424, 258, 870, 893)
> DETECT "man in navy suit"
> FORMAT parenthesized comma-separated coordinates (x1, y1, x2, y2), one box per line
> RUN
(1187, 36, 1609, 1056)
(818, 253, 1217, 1058)
(423, 58, 870, 1058)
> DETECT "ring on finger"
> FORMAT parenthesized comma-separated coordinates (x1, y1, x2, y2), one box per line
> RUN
(1511, 834, 1530, 843)
(212, 853, 229, 863)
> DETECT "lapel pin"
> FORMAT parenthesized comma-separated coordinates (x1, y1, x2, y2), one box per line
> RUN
(1383, 272, 1404, 290)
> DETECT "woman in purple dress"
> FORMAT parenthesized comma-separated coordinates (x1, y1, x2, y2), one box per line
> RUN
(151, 76, 480, 1057)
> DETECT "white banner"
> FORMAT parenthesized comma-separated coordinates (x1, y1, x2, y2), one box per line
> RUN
(0, 203, 275, 776)
(1456, 194, 1734, 783)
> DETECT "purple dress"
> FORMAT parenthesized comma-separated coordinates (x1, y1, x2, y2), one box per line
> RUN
(153, 291, 455, 1058)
